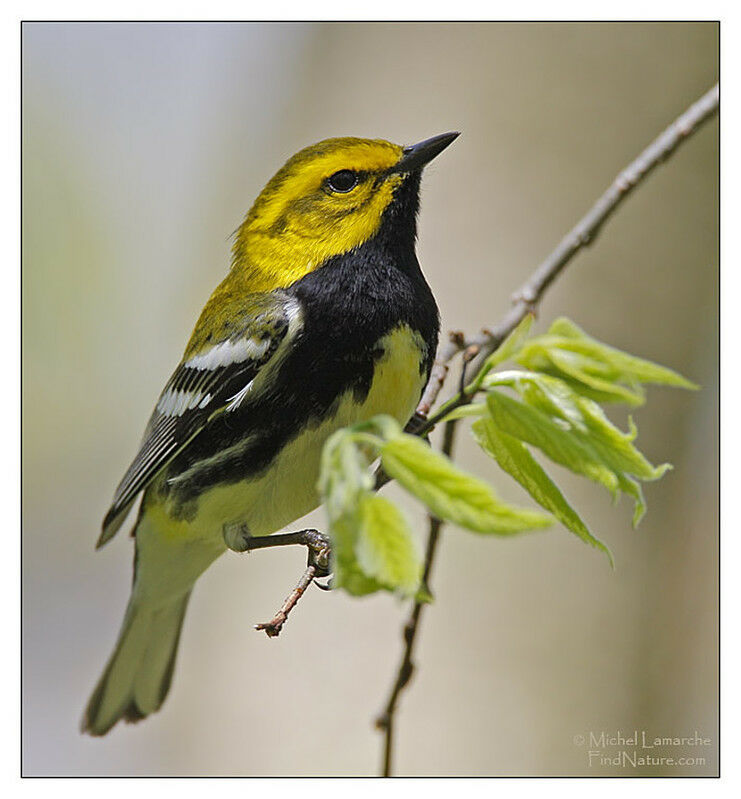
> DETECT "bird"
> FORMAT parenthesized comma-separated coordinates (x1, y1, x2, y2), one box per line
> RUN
(82, 131, 459, 735)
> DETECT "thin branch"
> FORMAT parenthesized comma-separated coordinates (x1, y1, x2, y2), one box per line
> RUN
(414, 330, 467, 419)
(255, 564, 319, 638)
(375, 418, 460, 777)
(377, 83, 719, 776)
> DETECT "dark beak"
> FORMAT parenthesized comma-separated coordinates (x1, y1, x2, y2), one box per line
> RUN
(391, 131, 460, 174)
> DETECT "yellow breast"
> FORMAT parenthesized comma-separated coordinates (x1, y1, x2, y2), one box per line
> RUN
(354, 325, 428, 424)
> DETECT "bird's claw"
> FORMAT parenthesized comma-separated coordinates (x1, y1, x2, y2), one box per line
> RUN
(313, 576, 333, 591)
(301, 530, 332, 577)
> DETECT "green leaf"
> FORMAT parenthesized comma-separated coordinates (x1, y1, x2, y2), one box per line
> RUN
(380, 433, 552, 535)
(318, 429, 382, 596)
(472, 415, 613, 566)
(354, 494, 421, 596)
(484, 384, 669, 525)
(335, 558, 387, 596)
(318, 427, 374, 520)
(487, 371, 669, 479)
(318, 420, 423, 597)
(550, 318, 698, 388)
(330, 512, 386, 596)
(525, 345, 647, 406)
(616, 472, 648, 527)
(516, 317, 697, 404)
(441, 402, 487, 421)
(359, 413, 404, 442)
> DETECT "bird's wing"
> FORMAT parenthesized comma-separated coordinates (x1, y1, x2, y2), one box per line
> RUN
(98, 292, 302, 548)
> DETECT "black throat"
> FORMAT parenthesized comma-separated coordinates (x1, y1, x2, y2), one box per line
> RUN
(291, 169, 438, 370)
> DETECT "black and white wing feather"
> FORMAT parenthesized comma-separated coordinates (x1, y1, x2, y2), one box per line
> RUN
(98, 294, 300, 547)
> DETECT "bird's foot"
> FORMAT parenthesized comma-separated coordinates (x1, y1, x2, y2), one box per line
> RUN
(252, 530, 333, 638)
(298, 529, 332, 578)
(222, 525, 334, 636)
(223, 526, 332, 575)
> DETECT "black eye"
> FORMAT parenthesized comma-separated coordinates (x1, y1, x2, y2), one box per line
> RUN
(327, 169, 358, 193)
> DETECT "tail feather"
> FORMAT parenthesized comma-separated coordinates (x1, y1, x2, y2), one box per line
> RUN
(81, 592, 191, 736)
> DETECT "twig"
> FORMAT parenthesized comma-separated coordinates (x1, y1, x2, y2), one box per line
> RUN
(375, 418, 459, 777)
(255, 564, 318, 637)
(414, 331, 468, 419)
(377, 83, 719, 776)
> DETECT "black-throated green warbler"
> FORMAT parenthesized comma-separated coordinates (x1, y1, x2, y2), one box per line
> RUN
(82, 132, 459, 735)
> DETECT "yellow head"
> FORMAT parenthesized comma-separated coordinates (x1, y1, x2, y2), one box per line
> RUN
(231, 134, 459, 293)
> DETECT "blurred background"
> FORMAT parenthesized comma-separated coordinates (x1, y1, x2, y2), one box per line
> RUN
(22, 22, 718, 776)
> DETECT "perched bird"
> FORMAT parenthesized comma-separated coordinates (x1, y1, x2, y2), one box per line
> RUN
(82, 132, 458, 735)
